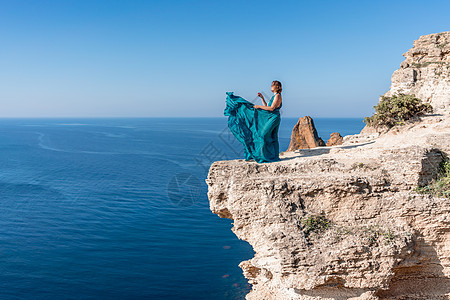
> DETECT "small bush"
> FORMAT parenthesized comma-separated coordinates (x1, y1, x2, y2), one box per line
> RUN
(364, 93, 433, 128)
(301, 215, 331, 236)
(351, 162, 366, 170)
(334, 224, 399, 245)
(363, 225, 397, 245)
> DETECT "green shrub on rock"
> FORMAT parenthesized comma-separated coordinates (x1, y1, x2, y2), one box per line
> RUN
(301, 215, 331, 237)
(364, 93, 433, 128)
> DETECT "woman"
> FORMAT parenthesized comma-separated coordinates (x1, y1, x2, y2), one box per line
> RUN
(224, 80, 283, 163)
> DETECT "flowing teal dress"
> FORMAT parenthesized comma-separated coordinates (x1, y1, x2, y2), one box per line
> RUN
(224, 91, 282, 163)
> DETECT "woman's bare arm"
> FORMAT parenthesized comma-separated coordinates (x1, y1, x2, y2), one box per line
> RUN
(257, 92, 267, 106)
(254, 94, 281, 111)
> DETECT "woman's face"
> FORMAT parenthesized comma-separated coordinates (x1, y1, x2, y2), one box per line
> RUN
(270, 84, 275, 93)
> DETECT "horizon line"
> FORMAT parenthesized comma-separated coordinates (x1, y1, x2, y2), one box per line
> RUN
(0, 116, 366, 119)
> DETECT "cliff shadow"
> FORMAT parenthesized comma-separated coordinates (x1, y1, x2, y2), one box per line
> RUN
(293, 233, 450, 299)
(417, 148, 446, 186)
(281, 147, 331, 161)
(281, 141, 375, 161)
(334, 141, 375, 150)
(423, 113, 445, 117)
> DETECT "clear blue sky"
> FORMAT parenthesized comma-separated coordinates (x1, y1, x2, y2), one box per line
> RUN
(0, 0, 448, 118)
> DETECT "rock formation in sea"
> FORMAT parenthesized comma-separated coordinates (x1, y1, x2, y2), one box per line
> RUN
(207, 31, 450, 299)
(326, 132, 344, 147)
(287, 116, 325, 151)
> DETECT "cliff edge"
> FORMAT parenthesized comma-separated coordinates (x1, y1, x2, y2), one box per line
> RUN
(206, 32, 450, 299)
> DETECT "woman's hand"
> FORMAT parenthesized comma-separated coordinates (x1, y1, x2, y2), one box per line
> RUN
(253, 105, 260, 109)
(258, 92, 267, 106)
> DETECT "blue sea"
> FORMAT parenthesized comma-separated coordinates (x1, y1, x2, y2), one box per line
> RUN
(0, 117, 364, 299)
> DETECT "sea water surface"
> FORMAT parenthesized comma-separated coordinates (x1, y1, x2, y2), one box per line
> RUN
(0, 117, 364, 299)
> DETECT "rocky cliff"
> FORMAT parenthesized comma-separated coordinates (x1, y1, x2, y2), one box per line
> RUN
(386, 31, 450, 115)
(359, 31, 450, 136)
(206, 32, 450, 299)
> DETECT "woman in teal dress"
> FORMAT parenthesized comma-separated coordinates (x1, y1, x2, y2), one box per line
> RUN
(224, 80, 283, 163)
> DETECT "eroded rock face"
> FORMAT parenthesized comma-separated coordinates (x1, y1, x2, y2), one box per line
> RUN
(206, 32, 450, 299)
(207, 120, 450, 298)
(326, 132, 344, 146)
(287, 116, 325, 151)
